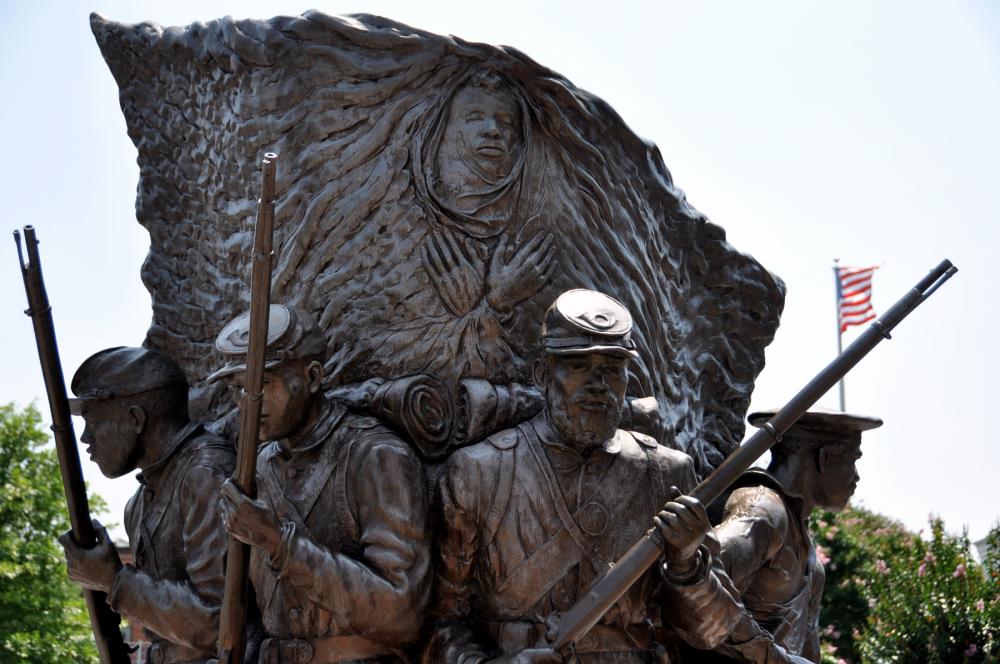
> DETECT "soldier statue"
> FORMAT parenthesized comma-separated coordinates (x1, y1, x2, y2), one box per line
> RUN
(708, 409, 881, 663)
(59, 346, 235, 664)
(424, 289, 750, 664)
(212, 304, 432, 664)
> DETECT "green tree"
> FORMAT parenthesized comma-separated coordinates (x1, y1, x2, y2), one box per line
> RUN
(812, 505, 999, 663)
(0, 403, 100, 663)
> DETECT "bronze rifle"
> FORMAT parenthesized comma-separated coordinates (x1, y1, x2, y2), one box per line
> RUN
(14, 226, 133, 664)
(217, 152, 278, 664)
(536, 258, 958, 651)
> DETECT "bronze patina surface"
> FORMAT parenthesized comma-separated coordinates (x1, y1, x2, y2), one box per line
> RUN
(35, 11, 958, 664)
(708, 410, 882, 663)
(215, 305, 432, 663)
(62, 347, 235, 664)
(90, 11, 785, 473)
(424, 291, 747, 664)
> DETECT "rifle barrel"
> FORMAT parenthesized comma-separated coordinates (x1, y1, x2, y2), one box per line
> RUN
(540, 258, 957, 650)
(14, 226, 131, 664)
(217, 153, 278, 664)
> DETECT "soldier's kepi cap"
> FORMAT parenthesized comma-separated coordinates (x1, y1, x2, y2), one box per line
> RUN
(207, 304, 327, 383)
(748, 407, 883, 444)
(541, 289, 639, 358)
(69, 347, 188, 415)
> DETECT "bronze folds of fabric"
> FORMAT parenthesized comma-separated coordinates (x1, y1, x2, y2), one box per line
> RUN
(330, 375, 453, 459)
(454, 379, 543, 447)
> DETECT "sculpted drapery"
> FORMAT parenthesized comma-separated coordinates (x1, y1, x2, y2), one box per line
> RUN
(91, 10, 783, 471)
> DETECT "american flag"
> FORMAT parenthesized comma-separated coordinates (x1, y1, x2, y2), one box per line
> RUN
(836, 265, 878, 332)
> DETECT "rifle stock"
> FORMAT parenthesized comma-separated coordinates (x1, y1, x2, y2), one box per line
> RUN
(13, 226, 132, 664)
(537, 259, 958, 651)
(217, 153, 278, 664)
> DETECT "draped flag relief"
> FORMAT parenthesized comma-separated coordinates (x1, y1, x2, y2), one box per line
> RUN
(836, 265, 878, 332)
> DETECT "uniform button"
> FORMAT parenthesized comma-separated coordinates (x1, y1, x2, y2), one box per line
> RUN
(287, 467, 299, 479)
(585, 463, 599, 476)
(578, 501, 609, 536)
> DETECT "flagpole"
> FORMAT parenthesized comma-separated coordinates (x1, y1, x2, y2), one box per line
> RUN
(834, 259, 846, 412)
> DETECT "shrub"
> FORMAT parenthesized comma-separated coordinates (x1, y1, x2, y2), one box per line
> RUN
(811, 505, 999, 663)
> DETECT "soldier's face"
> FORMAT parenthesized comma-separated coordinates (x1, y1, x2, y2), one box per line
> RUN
(544, 353, 627, 448)
(229, 361, 318, 442)
(816, 442, 862, 510)
(78, 400, 143, 478)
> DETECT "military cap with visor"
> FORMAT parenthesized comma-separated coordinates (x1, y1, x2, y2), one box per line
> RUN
(748, 407, 882, 448)
(541, 289, 638, 359)
(207, 304, 327, 383)
(69, 346, 188, 415)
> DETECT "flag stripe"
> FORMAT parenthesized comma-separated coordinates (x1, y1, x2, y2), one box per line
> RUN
(840, 312, 875, 332)
(838, 266, 876, 278)
(841, 276, 874, 294)
(841, 291, 872, 305)
(840, 270, 876, 287)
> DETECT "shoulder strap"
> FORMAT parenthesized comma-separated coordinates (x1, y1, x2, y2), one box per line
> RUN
(335, 434, 360, 544)
(482, 442, 517, 549)
(521, 423, 608, 569)
(334, 427, 396, 550)
(635, 433, 669, 504)
(257, 454, 315, 539)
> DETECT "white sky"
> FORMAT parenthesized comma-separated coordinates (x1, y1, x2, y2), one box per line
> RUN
(1, 1, 997, 543)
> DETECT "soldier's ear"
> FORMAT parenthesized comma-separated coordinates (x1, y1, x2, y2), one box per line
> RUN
(816, 445, 831, 474)
(127, 404, 147, 435)
(305, 360, 325, 394)
(531, 356, 548, 389)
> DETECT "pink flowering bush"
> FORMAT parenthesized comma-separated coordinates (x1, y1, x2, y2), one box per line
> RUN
(811, 506, 999, 663)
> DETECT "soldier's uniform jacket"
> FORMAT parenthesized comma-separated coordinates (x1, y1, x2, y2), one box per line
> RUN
(425, 414, 745, 664)
(249, 400, 431, 664)
(712, 469, 824, 662)
(113, 422, 235, 664)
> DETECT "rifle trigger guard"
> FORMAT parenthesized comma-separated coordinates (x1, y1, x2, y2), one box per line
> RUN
(762, 422, 782, 444)
(871, 320, 892, 339)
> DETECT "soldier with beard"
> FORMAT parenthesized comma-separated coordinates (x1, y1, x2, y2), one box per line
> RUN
(59, 347, 234, 664)
(424, 289, 747, 664)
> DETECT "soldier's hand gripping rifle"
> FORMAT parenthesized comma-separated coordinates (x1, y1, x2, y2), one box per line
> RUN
(13, 226, 132, 664)
(217, 152, 278, 664)
(535, 258, 958, 652)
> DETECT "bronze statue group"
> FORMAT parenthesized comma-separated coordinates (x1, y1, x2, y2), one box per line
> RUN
(58, 290, 877, 664)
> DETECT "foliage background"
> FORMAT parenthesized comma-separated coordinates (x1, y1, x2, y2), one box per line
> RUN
(811, 505, 999, 664)
(0, 403, 100, 663)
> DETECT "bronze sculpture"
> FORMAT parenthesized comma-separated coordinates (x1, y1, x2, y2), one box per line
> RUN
(708, 409, 882, 663)
(212, 304, 432, 663)
(90, 11, 786, 471)
(22, 10, 954, 662)
(424, 290, 745, 664)
(59, 347, 235, 664)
